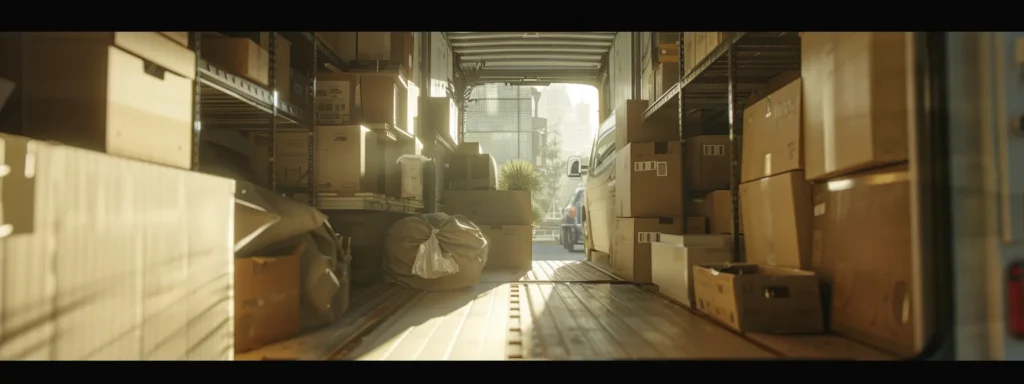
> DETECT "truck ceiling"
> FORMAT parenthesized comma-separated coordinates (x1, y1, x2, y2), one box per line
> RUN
(447, 32, 615, 86)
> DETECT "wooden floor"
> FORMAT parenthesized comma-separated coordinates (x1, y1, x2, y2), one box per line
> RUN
(244, 260, 897, 361)
(481, 260, 619, 283)
(235, 283, 420, 360)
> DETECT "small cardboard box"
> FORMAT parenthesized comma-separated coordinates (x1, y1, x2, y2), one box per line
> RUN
(693, 263, 823, 334)
(651, 234, 734, 307)
(202, 37, 270, 87)
(686, 135, 732, 191)
(480, 225, 533, 271)
(234, 242, 303, 353)
(268, 125, 380, 195)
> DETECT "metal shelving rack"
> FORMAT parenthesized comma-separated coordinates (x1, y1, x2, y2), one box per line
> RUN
(644, 32, 802, 253)
(189, 32, 349, 207)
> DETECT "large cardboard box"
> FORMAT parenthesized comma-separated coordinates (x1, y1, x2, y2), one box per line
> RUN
(705, 190, 742, 234)
(315, 71, 359, 125)
(812, 164, 917, 356)
(651, 234, 734, 307)
(202, 37, 270, 87)
(0, 133, 235, 360)
(614, 99, 678, 150)
(480, 225, 533, 271)
(693, 263, 824, 333)
(615, 141, 683, 218)
(686, 135, 732, 191)
(802, 32, 909, 182)
(274, 125, 380, 195)
(234, 243, 302, 353)
(456, 141, 482, 154)
(0, 32, 197, 170)
(443, 190, 533, 225)
(613, 218, 684, 283)
(741, 78, 803, 183)
(332, 32, 392, 62)
(739, 171, 813, 270)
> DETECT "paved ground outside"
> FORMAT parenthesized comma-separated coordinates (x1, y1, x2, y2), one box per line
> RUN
(531, 235, 585, 261)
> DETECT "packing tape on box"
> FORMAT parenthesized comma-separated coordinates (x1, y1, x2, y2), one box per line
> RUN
(759, 177, 776, 266)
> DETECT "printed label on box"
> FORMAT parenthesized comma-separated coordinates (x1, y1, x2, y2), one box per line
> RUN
(315, 80, 351, 124)
(633, 161, 657, 172)
(656, 161, 668, 177)
(637, 231, 660, 244)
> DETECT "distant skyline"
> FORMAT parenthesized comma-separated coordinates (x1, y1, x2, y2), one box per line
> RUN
(534, 84, 600, 139)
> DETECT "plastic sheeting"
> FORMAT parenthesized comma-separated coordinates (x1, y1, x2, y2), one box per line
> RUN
(383, 213, 489, 291)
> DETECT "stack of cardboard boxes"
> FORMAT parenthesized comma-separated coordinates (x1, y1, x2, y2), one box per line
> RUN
(0, 32, 237, 360)
(682, 32, 726, 75)
(685, 33, 916, 357)
(443, 142, 533, 271)
(249, 32, 424, 203)
(611, 99, 686, 283)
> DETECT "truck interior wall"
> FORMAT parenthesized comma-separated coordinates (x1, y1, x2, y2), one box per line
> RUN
(608, 32, 633, 110)
(429, 32, 452, 98)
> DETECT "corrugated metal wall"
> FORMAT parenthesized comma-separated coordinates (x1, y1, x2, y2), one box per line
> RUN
(608, 32, 633, 111)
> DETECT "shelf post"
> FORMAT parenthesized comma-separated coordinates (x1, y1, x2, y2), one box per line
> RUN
(190, 32, 202, 171)
(267, 32, 279, 192)
(309, 32, 318, 207)
(726, 43, 742, 254)
(678, 32, 687, 220)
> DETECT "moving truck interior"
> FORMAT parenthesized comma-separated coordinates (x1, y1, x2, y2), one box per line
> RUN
(0, 31, 1021, 361)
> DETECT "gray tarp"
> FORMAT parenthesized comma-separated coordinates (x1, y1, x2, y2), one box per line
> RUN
(383, 213, 489, 291)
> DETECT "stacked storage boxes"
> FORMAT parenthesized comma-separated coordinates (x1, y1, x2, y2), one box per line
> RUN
(611, 100, 685, 283)
(685, 33, 918, 355)
(801, 32, 916, 356)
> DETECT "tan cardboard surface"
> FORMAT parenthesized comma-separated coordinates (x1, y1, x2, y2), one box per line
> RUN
(739, 171, 813, 270)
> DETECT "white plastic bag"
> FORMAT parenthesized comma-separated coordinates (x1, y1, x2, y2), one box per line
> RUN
(411, 228, 460, 279)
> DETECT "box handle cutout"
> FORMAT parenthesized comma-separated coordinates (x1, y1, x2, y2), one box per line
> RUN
(763, 286, 790, 299)
(143, 60, 167, 80)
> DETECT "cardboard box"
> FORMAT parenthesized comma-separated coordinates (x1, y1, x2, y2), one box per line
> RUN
(686, 135, 732, 191)
(333, 32, 392, 62)
(705, 190, 741, 234)
(654, 62, 679, 99)
(0, 133, 234, 360)
(739, 171, 813, 270)
(424, 97, 458, 143)
(316, 71, 358, 125)
(258, 33, 292, 102)
(234, 242, 302, 353)
(802, 32, 910, 181)
(657, 43, 679, 63)
(273, 125, 380, 195)
(202, 37, 270, 87)
(652, 234, 734, 307)
(687, 198, 707, 217)
(456, 142, 482, 154)
(480, 225, 533, 271)
(398, 153, 425, 201)
(391, 32, 415, 74)
(741, 78, 803, 183)
(357, 71, 409, 129)
(381, 136, 424, 200)
(443, 190, 533, 225)
(685, 216, 707, 234)
(614, 99, 678, 149)
(613, 218, 684, 283)
(447, 153, 498, 191)
(1, 32, 196, 170)
(615, 141, 683, 218)
(812, 163, 916, 356)
(693, 263, 824, 333)
(160, 32, 190, 47)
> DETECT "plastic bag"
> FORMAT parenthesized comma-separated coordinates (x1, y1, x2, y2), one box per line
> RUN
(383, 213, 489, 291)
(411, 228, 461, 279)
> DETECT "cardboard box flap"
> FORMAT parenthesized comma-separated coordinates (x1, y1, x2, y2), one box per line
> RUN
(235, 180, 329, 257)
